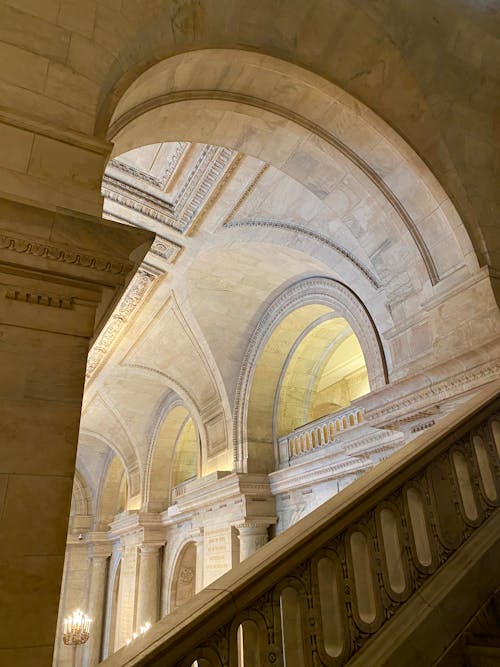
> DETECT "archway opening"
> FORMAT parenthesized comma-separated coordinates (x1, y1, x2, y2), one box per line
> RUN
(247, 301, 369, 473)
(171, 415, 199, 488)
(97, 455, 129, 529)
(148, 401, 201, 512)
(275, 313, 368, 439)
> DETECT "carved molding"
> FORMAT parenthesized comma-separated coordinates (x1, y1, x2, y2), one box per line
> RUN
(233, 276, 388, 471)
(366, 359, 500, 426)
(111, 142, 188, 189)
(86, 268, 157, 377)
(221, 164, 270, 227)
(5, 288, 74, 309)
(108, 89, 440, 285)
(150, 236, 183, 262)
(0, 233, 127, 276)
(187, 153, 244, 235)
(225, 218, 380, 288)
(102, 144, 235, 235)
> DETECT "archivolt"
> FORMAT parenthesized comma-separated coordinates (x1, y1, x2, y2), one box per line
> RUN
(110, 87, 438, 284)
(108, 50, 476, 288)
(232, 276, 388, 471)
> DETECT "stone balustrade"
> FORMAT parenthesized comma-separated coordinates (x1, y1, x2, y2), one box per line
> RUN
(278, 405, 365, 463)
(100, 383, 500, 667)
(172, 477, 195, 500)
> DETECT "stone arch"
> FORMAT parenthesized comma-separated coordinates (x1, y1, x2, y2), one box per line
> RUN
(107, 49, 477, 295)
(273, 312, 368, 440)
(233, 276, 387, 473)
(170, 414, 200, 490)
(71, 469, 93, 517)
(169, 541, 197, 613)
(96, 454, 129, 530)
(79, 428, 140, 502)
(143, 387, 204, 512)
(68, 468, 94, 535)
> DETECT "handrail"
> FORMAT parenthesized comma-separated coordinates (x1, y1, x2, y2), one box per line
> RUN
(101, 381, 500, 667)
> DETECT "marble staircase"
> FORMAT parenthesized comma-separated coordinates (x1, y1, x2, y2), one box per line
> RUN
(100, 381, 500, 667)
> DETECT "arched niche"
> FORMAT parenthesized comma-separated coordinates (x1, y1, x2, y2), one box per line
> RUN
(234, 276, 386, 473)
(145, 394, 201, 512)
(71, 469, 93, 517)
(169, 541, 197, 612)
(68, 469, 94, 535)
(171, 415, 200, 489)
(107, 48, 477, 298)
(96, 454, 129, 530)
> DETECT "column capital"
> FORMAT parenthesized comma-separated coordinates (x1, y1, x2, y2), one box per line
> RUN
(235, 522, 272, 561)
(234, 520, 274, 533)
(139, 542, 164, 555)
(86, 534, 112, 560)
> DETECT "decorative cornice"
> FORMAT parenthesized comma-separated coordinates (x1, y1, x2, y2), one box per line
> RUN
(0, 232, 128, 276)
(5, 288, 73, 309)
(102, 144, 234, 235)
(186, 153, 244, 235)
(366, 359, 500, 426)
(111, 142, 188, 190)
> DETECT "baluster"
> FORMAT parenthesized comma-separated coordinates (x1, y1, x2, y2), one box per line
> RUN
(317, 557, 344, 658)
(473, 435, 497, 501)
(350, 531, 378, 625)
(491, 420, 500, 459)
(406, 487, 433, 567)
(453, 450, 479, 521)
(379, 508, 406, 594)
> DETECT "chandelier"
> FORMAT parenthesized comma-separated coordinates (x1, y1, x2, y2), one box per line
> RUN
(63, 609, 92, 666)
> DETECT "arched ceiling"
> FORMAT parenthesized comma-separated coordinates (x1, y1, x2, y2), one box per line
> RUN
(58, 15, 500, 519)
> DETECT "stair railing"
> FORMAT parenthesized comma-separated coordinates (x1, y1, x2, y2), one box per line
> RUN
(101, 382, 500, 667)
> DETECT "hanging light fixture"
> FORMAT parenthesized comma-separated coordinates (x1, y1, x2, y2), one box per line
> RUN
(62, 609, 92, 666)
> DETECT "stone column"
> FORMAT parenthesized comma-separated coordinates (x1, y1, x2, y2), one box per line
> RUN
(136, 544, 163, 630)
(82, 541, 112, 666)
(237, 523, 270, 561)
(0, 197, 153, 666)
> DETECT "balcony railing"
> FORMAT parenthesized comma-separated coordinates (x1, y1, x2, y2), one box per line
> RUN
(101, 382, 500, 667)
(278, 405, 365, 464)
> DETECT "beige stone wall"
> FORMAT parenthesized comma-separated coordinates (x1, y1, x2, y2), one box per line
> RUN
(1, 4, 499, 665)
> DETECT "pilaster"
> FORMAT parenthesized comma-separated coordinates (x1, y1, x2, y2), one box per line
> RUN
(0, 197, 153, 666)
(82, 536, 112, 667)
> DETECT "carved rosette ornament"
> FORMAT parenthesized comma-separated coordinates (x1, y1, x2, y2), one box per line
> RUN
(179, 567, 195, 585)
